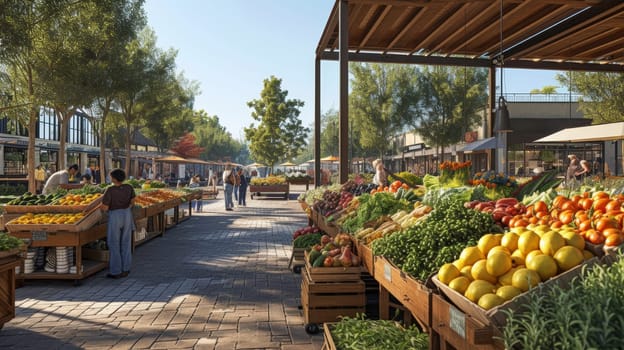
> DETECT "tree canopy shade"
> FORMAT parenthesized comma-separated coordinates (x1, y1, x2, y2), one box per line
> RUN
(415, 66, 488, 161)
(245, 76, 309, 172)
(349, 63, 420, 159)
(556, 72, 624, 124)
(192, 111, 242, 162)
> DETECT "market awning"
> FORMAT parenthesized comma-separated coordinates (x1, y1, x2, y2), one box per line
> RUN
(155, 155, 212, 165)
(460, 137, 497, 152)
(534, 122, 624, 143)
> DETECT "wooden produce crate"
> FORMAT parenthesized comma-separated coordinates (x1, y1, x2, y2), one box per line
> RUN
(289, 247, 306, 273)
(3, 196, 102, 214)
(5, 209, 102, 233)
(0, 253, 21, 329)
(321, 323, 338, 350)
(356, 241, 375, 277)
(431, 294, 504, 350)
(304, 250, 362, 282)
(249, 184, 289, 199)
(301, 267, 365, 334)
(431, 257, 601, 329)
(374, 256, 431, 329)
(316, 215, 340, 237)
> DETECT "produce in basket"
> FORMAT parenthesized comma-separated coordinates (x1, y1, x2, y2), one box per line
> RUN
(307, 233, 360, 268)
(437, 224, 594, 310)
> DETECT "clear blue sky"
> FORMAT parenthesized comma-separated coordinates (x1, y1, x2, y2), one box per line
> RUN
(144, 0, 564, 139)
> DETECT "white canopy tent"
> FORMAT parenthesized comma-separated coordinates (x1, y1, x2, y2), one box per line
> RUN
(534, 122, 624, 143)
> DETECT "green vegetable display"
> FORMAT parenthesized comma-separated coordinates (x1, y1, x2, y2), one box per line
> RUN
(0, 233, 23, 251)
(372, 197, 494, 281)
(341, 193, 411, 233)
(330, 314, 428, 350)
(6, 192, 65, 205)
(293, 233, 322, 249)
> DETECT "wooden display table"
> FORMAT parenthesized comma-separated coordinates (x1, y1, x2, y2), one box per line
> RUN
(0, 251, 20, 329)
(249, 184, 289, 199)
(374, 256, 431, 331)
(287, 178, 312, 191)
(9, 223, 108, 284)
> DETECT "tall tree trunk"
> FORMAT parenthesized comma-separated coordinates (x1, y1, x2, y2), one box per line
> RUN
(124, 121, 132, 176)
(57, 107, 75, 171)
(26, 64, 37, 194)
(98, 99, 111, 184)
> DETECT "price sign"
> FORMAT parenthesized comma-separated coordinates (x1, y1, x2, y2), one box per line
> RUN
(449, 305, 466, 339)
(32, 231, 47, 241)
(384, 263, 392, 282)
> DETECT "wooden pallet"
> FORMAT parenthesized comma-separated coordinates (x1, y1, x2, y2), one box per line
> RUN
(301, 267, 365, 333)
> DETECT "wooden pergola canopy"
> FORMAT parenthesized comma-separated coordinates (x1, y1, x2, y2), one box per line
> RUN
(317, 0, 624, 71)
(313, 0, 624, 185)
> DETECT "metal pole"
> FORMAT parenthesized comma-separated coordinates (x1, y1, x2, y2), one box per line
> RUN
(338, 0, 349, 184)
(314, 56, 321, 188)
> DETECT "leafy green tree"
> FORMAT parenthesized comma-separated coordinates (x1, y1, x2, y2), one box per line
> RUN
(349, 63, 420, 160)
(193, 111, 241, 161)
(556, 72, 624, 123)
(415, 66, 488, 161)
(245, 76, 309, 171)
(530, 86, 558, 95)
(320, 109, 339, 158)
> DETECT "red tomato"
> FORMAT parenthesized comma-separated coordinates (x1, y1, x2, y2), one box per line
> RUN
(501, 215, 512, 227)
(605, 233, 623, 247)
(605, 200, 622, 212)
(587, 230, 605, 244)
(513, 218, 529, 228)
(595, 217, 617, 232)
(558, 210, 575, 225)
(533, 201, 548, 214)
(592, 191, 610, 201)
(602, 227, 622, 238)
(593, 198, 611, 212)
(579, 198, 593, 211)
(578, 219, 592, 232)
(561, 201, 578, 211)
(550, 220, 563, 229)
(553, 195, 567, 209)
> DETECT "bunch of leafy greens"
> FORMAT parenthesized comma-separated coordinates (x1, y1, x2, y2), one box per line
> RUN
(372, 196, 494, 281)
(0, 233, 23, 251)
(331, 314, 428, 350)
(341, 192, 410, 233)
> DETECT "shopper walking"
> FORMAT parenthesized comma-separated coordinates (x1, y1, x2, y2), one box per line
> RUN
(233, 168, 241, 204)
(189, 175, 203, 212)
(101, 169, 136, 279)
(566, 154, 580, 186)
(238, 168, 248, 206)
(222, 164, 235, 211)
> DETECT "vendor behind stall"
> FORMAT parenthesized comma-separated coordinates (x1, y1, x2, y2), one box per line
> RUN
(42, 164, 79, 194)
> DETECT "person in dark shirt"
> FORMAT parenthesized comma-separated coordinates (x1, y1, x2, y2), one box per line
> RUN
(101, 169, 136, 279)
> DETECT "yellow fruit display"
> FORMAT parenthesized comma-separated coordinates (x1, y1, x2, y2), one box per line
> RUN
(460, 265, 473, 281)
(12, 212, 85, 225)
(478, 293, 504, 310)
(582, 250, 594, 260)
(501, 232, 519, 251)
(526, 254, 558, 280)
(465, 280, 495, 303)
(486, 251, 512, 277)
(559, 230, 586, 251)
(512, 268, 541, 292)
(510, 249, 525, 267)
(438, 263, 461, 285)
(471, 260, 498, 284)
(498, 267, 519, 286)
(459, 246, 485, 267)
(525, 250, 544, 266)
(539, 231, 566, 256)
(518, 231, 540, 255)
(487, 246, 510, 258)
(553, 246, 584, 271)
(448, 276, 471, 294)
(477, 234, 501, 255)
(496, 285, 523, 301)
(56, 193, 102, 206)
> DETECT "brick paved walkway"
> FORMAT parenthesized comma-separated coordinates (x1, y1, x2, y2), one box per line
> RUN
(0, 191, 324, 350)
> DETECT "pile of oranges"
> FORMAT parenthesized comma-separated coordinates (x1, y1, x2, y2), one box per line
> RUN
(506, 191, 624, 247)
(370, 180, 409, 194)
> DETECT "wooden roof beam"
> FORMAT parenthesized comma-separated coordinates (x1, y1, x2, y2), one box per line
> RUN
(316, 2, 339, 56)
(429, 2, 497, 54)
(408, 2, 458, 55)
(505, 1, 624, 59)
(383, 6, 428, 54)
(358, 5, 392, 52)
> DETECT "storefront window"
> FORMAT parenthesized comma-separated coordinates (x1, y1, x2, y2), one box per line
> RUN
(4, 147, 26, 175)
(38, 107, 59, 140)
(39, 150, 58, 173)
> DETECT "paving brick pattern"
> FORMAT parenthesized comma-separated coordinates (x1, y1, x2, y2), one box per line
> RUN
(0, 191, 324, 350)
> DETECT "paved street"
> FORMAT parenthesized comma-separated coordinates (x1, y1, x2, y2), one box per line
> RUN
(0, 189, 324, 349)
